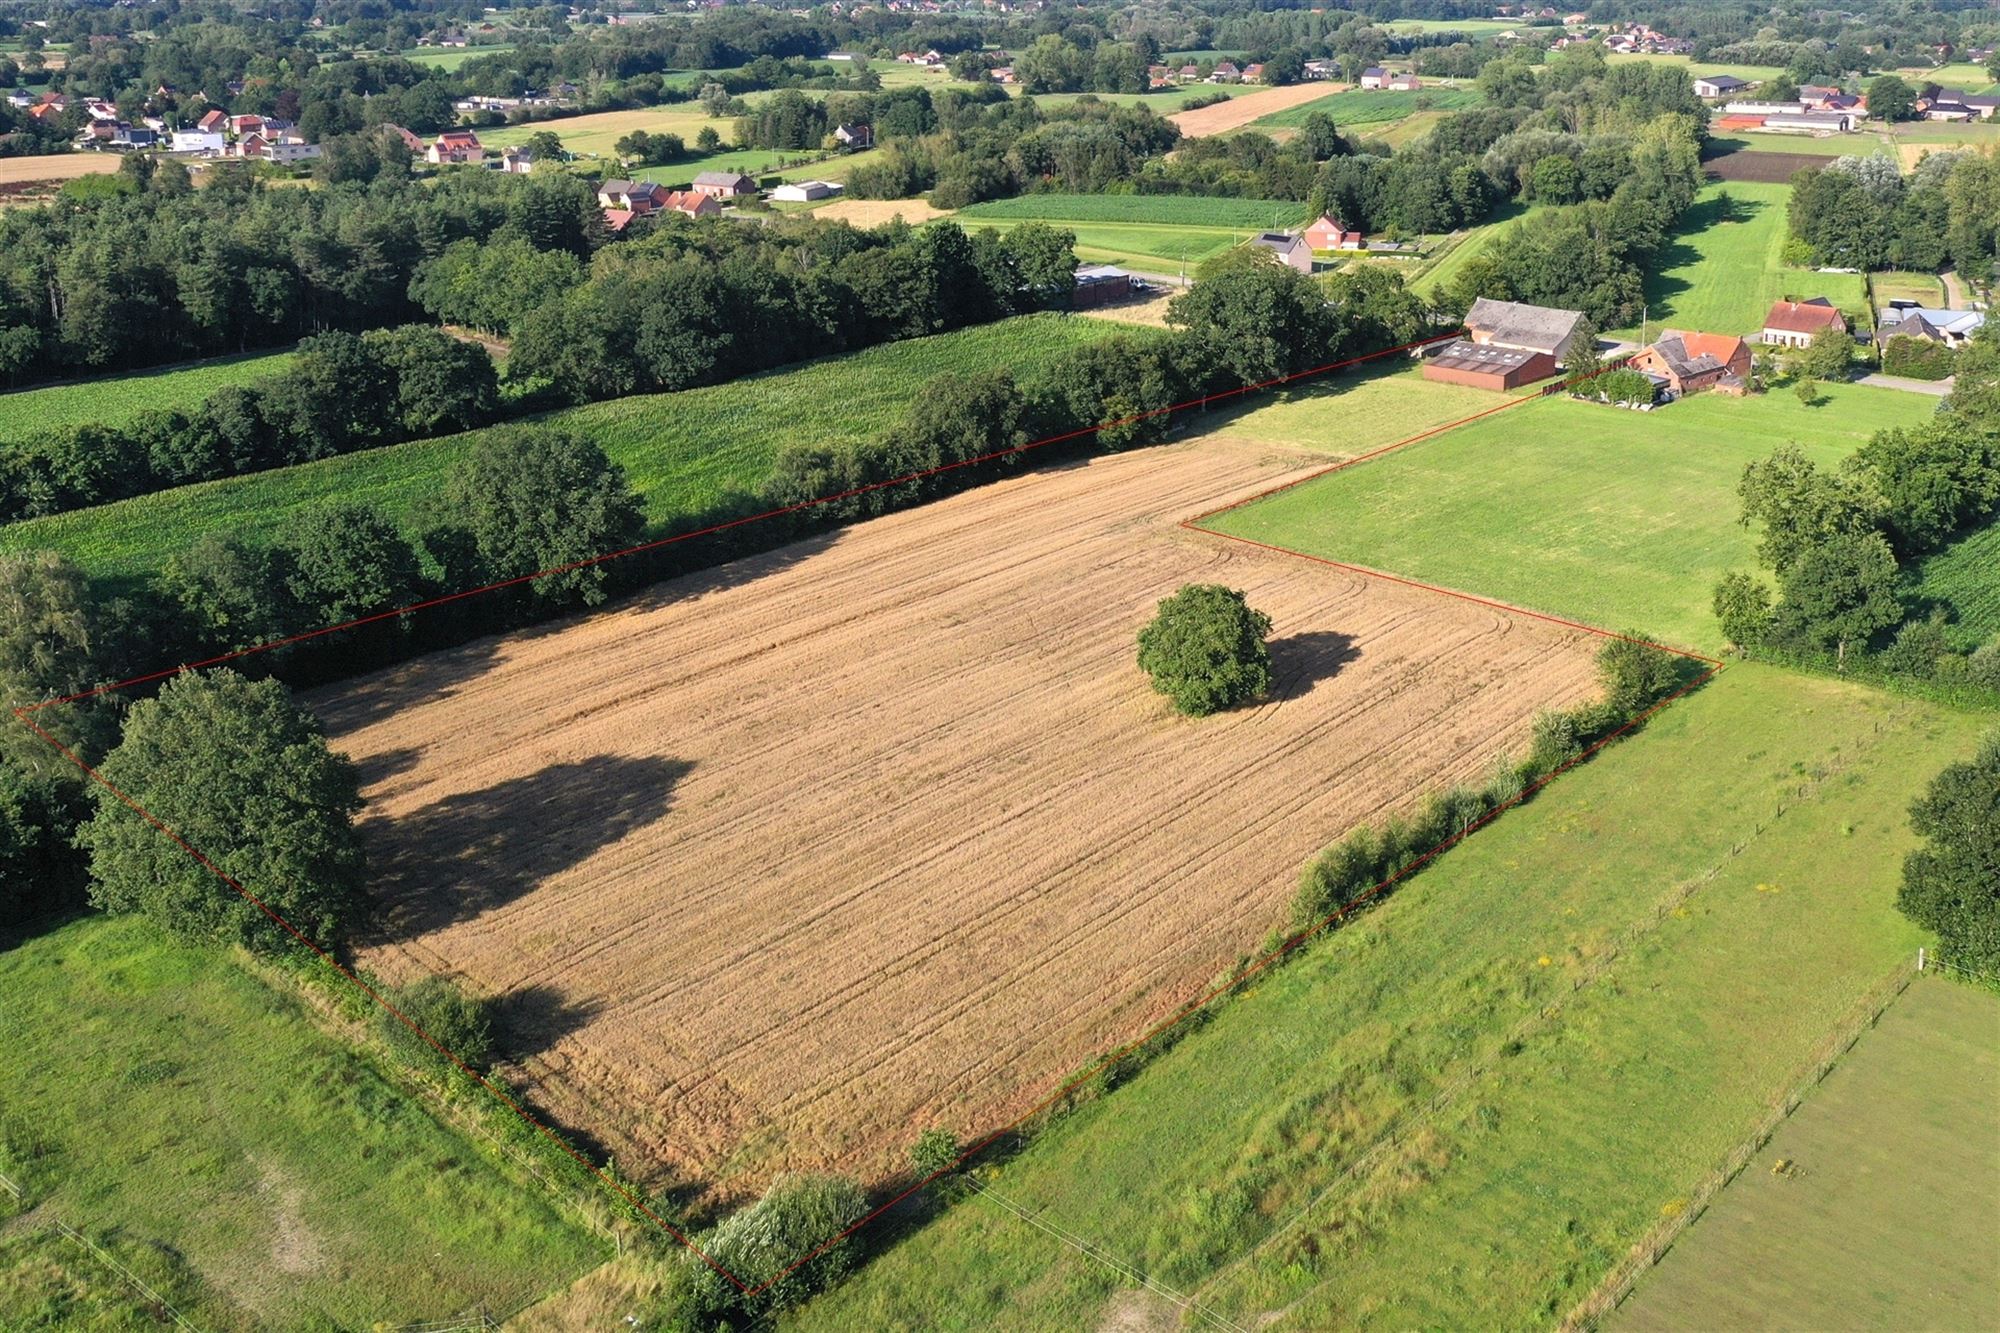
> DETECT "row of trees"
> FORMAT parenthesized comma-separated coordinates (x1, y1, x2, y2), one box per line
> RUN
(1789, 151, 2000, 278)
(1713, 335, 2000, 687)
(0, 326, 498, 523)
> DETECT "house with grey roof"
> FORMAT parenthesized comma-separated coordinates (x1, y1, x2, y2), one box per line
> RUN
(1249, 231, 1312, 273)
(1464, 297, 1586, 362)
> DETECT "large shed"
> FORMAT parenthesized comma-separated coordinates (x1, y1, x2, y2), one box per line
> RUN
(1420, 339, 1557, 391)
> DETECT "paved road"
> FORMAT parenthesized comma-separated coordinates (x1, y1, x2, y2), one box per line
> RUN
(1857, 372, 1953, 396)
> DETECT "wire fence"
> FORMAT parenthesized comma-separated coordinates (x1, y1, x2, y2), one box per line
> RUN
(0, 1169, 202, 1331)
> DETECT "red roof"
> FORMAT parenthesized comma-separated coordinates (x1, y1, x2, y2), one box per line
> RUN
(1763, 298, 1847, 335)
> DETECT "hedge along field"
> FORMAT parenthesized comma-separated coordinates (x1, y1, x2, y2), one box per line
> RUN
(1608, 181, 1869, 340)
(1200, 382, 1936, 653)
(0, 348, 297, 441)
(794, 665, 1985, 1330)
(957, 194, 1311, 229)
(1252, 86, 1481, 130)
(1914, 517, 2000, 646)
(0, 316, 1135, 594)
(0, 914, 606, 1327)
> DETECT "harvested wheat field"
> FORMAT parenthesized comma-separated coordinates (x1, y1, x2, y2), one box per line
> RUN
(811, 196, 951, 226)
(0, 152, 121, 186)
(313, 432, 1602, 1201)
(1170, 82, 1348, 137)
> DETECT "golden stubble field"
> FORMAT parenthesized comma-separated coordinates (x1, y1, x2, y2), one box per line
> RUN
(1169, 82, 1349, 137)
(313, 433, 1602, 1201)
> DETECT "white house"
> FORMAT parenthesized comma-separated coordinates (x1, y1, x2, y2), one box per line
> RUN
(769, 179, 844, 202)
(170, 128, 226, 154)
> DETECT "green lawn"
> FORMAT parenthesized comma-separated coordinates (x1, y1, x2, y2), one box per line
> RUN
(792, 665, 1986, 1330)
(1253, 86, 1480, 130)
(1914, 516, 2000, 648)
(1615, 977, 2000, 1332)
(1199, 383, 1937, 652)
(1611, 181, 1868, 339)
(958, 194, 1309, 229)
(0, 349, 297, 443)
(0, 1221, 250, 1330)
(0, 316, 1133, 594)
(0, 915, 606, 1327)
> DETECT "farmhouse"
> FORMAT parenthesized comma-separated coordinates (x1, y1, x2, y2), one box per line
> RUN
(692, 170, 758, 200)
(1464, 296, 1586, 363)
(833, 122, 873, 149)
(427, 130, 485, 164)
(1875, 305, 1985, 347)
(1760, 297, 1848, 347)
(770, 179, 843, 201)
(1304, 214, 1364, 250)
(1628, 330, 1751, 397)
(1420, 340, 1557, 391)
(383, 124, 426, 155)
(499, 146, 533, 174)
(1387, 73, 1422, 91)
(1249, 231, 1313, 272)
(1359, 66, 1389, 89)
(1693, 73, 1752, 98)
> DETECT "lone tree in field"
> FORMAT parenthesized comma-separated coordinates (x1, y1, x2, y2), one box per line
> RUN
(79, 670, 366, 954)
(1137, 584, 1274, 717)
(1897, 735, 2000, 976)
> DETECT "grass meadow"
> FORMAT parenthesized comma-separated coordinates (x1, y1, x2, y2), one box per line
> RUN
(1915, 516, 2000, 646)
(1253, 86, 1480, 130)
(1199, 382, 1936, 652)
(1203, 361, 1537, 454)
(953, 215, 1266, 271)
(0, 915, 606, 1326)
(1611, 181, 1869, 339)
(793, 665, 1985, 1329)
(957, 194, 1309, 229)
(1408, 201, 1546, 297)
(397, 44, 516, 70)
(1615, 976, 2000, 1331)
(0, 316, 1131, 593)
(1871, 269, 1947, 307)
(0, 348, 296, 442)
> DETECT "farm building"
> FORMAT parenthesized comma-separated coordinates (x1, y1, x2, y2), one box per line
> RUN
(1464, 297, 1586, 363)
(1420, 340, 1557, 391)
(770, 179, 843, 202)
(1304, 214, 1364, 250)
(1387, 73, 1422, 91)
(692, 170, 759, 200)
(1249, 231, 1313, 272)
(1073, 264, 1142, 309)
(1875, 305, 1984, 347)
(1760, 297, 1848, 347)
(1693, 74, 1752, 98)
(1627, 330, 1751, 396)
(1359, 66, 1389, 88)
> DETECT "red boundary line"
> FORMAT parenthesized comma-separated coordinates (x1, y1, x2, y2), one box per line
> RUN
(9, 329, 1719, 1298)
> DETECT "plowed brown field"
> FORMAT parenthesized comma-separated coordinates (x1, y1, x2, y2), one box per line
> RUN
(1169, 82, 1349, 137)
(314, 434, 1601, 1200)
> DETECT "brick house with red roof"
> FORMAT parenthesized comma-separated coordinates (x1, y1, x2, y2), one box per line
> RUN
(1760, 297, 1847, 348)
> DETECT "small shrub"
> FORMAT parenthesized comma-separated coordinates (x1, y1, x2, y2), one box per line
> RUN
(1881, 334, 1955, 381)
(380, 975, 493, 1074)
(1136, 584, 1274, 717)
(1528, 708, 1583, 773)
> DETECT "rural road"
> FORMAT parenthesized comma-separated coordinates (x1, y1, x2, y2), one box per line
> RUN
(1858, 372, 1953, 396)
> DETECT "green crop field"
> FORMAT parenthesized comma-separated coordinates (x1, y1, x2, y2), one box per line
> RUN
(1385, 17, 1517, 35)
(1199, 382, 1936, 652)
(1254, 86, 1480, 129)
(1609, 181, 1868, 338)
(398, 44, 516, 70)
(0, 316, 1133, 593)
(1616, 977, 2000, 1331)
(0, 915, 606, 1327)
(1027, 85, 1229, 112)
(0, 349, 296, 442)
(1914, 516, 2000, 647)
(958, 194, 1309, 229)
(795, 665, 1985, 1330)
(957, 216, 1264, 270)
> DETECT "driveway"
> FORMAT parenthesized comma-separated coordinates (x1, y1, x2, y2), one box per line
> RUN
(1858, 372, 1953, 396)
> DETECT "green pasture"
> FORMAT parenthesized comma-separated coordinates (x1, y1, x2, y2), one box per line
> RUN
(957, 216, 1257, 271)
(1615, 976, 2000, 1332)
(1893, 63, 1998, 90)
(1610, 181, 1868, 339)
(793, 665, 1985, 1329)
(0, 1220, 250, 1330)
(1254, 86, 1480, 130)
(0, 348, 297, 443)
(1914, 516, 2000, 647)
(0, 915, 606, 1327)
(1208, 361, 1536, 454)
(1605, 53, 1790, 83)
(1409, 200, 1545, 297)
(1708, 131, 1888, 158)
(398, 44, 516, 70)
(1022, 85, 1236, 112)
(1872, 269, 1947, 307)
(958, 194, 1309, 229)
(1199, 382, 1936, 652)
(1384, 18, 1518, 36)
(0, 316, 1131, 593)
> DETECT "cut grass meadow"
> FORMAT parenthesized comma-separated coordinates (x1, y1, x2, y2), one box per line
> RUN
(0, 315, 1134, 594)
(1613, 976, 2000, 1332)
(0, 914, 606, 1327)
(1253, 86, 1480, 129)
(793, 664, 1986, 1329)
(1198, 382, 1936, 652)
(0, 348, 297, 442)
(1611, 181, 1868, 339)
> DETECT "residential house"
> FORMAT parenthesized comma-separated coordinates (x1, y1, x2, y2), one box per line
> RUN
(1692, 74, 1752, 98)
(196, 108, 228, 134)
(691, 170, 758, 200)
(1387, 73, 1422, 91)
(499, 145, 534, 173)
(770, 179, 843, 201)
(1249, 231, 1312, 273)
(1464, 296, 1586, 363)
(597, 178, 668, 211)
(427, 130, 485, 164)
(1760, 297, 1847, 347)
(1421, 340, 1557, 391)
(234, 131, 267, 158)
(262, 134, 321, 165)
(110, 123, 157, 149)
(1178, 64, 1201, 81)
(833, 122, 873, 149)
(1209, 60, 1241, 83)
(663, 190, 721, 217)
(1303, 214, 1364, 250)
(602, 208, 642, 235)
(1241, 62, 1266, 82)
(227, 113, 268, 137)
(1876, 305, 1985, 347)
(382, 124, 426, 155)
(1359, 66, 1389, 89)
(1303, 59, 1338, 80)
(170, 128, 226, 154)
(1628, 329, 1752, 396)
(990, 66, 1016, 84)
(1920, 86, 2000, 120)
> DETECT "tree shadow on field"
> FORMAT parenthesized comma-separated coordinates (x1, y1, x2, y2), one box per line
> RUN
(489, 983, 604, 1062)
(366, 754, 691, 937)
(1266, 629, 1360, 702)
